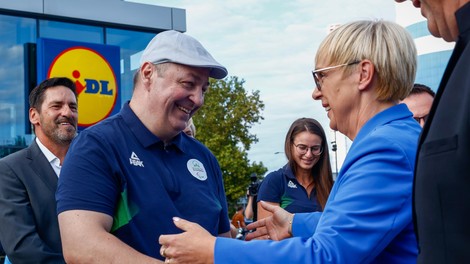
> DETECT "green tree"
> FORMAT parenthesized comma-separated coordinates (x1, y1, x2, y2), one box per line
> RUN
(193, 76, 267, 211)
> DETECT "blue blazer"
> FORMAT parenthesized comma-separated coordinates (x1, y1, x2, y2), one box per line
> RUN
(0, 139, 65, 263)
(214, 104, 420, 263)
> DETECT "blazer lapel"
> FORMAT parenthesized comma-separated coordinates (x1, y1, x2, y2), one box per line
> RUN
(27, 140, 58, 193)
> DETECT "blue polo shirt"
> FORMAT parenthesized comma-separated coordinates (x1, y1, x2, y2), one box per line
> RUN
(257, 165, 321, 213)
(57, 102, 230, 260)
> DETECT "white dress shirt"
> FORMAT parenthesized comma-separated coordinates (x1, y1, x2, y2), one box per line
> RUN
(35, 137, 61, 177)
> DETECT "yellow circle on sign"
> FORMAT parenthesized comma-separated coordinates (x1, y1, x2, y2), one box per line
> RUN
(48, 47, 117, 127)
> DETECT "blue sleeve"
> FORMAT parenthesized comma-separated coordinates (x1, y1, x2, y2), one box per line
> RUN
(214, 135, 416, 263)
(257, 170, 282, 203)
(292, 212, 322, 238)
(306, 136, 416, 263)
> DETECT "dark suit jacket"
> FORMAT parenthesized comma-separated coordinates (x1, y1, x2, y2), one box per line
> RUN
(413, 3, 470, 263)
(0, 139, 65, 263)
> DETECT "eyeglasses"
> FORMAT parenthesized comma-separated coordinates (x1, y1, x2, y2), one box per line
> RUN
(312, 61, 360, 91)
(293, 143, 323, 156)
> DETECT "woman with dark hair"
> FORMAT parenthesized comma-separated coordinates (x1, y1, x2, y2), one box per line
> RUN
(257, 118, 333, 223)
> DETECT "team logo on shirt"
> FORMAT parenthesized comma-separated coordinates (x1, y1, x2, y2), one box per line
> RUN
(187, 159, 207, 181)
(129, 152, 144, 167)
(288, 180, 297, 188)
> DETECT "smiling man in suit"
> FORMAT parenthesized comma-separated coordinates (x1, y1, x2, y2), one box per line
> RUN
(0, 77, 78, 263)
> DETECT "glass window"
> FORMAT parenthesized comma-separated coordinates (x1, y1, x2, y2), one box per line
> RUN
(39, 20, 103, 43)
(416, 50, 452, 91)
(0, 15, 159, 157)
(406, 21, 429, 39)
(0, 14, 36, 157)
(106, 28, 155, 104)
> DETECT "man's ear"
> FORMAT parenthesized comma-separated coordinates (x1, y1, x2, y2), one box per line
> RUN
(140, 62, 155, 87)
(29, 107, 39, 126)
(358, 60, 374, 91)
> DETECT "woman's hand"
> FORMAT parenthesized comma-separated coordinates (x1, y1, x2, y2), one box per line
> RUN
(159, 217, 216, 264)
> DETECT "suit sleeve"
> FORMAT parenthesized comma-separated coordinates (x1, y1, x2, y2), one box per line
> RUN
(0, 160, 64, 263)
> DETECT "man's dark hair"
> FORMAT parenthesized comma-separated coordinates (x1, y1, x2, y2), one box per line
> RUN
(410, 83, 435, 98)
(29, 77, 77, 111)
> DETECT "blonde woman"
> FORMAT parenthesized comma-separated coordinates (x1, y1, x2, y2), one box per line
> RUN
(159, 20, 420, 263)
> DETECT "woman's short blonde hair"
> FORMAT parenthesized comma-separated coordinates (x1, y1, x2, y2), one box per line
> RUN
(315, 20, 417, 101)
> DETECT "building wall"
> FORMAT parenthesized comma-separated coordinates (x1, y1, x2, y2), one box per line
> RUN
(0, 1, 185, 157)
(0, 0, 186, 32)
(395, 3, 455, 92)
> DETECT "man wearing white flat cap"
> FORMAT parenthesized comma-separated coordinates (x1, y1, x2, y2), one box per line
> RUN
(56, 30, 231, 263)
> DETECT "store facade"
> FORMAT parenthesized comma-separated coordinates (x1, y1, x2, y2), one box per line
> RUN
(0, 0, 185, 157)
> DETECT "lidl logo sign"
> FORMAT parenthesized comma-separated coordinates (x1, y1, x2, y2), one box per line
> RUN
(37, 38, 120, 129)
(48, 47, 117, 127)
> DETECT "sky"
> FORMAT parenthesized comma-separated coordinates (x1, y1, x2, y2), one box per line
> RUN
(130, 0, 414, 174)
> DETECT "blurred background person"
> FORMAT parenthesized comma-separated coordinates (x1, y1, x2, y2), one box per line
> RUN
(257, 118, 333, 223)
(182, 117, 196, 138)
(244, 191, 255, 222)
(401, 83, 435, 127)
(396, 0, 470, 263)
(230, 206, 246, 239)
(0, 77, 77, 264)
(244, 172, 261, 223)
(158, 20, 420, 263)
(231, 206, 246, 229)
